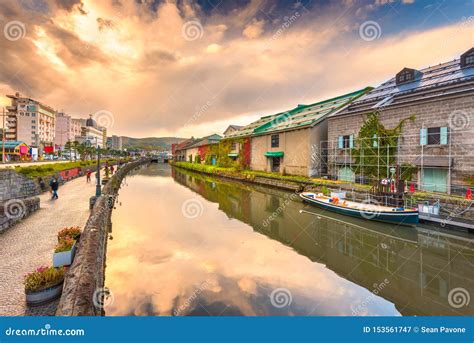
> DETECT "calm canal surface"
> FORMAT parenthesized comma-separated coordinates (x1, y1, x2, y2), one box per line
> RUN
(105, 163, 474, 316)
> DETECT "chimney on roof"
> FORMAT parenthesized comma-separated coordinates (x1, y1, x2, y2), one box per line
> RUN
(460, 47, 474, 68)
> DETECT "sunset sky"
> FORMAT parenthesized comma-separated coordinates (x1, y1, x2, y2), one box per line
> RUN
(0, 0, 473, 138)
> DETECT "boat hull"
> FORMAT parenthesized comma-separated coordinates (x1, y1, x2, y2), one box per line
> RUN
(300, 194, 419, 227)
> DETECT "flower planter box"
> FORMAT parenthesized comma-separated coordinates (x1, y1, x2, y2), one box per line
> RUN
(25, 280, 64, 306)
(53, 243, 77, 267)
(57, 234, 81, 243)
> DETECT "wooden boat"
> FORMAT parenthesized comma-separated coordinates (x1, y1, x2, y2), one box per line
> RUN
(299, 192, 419, 226)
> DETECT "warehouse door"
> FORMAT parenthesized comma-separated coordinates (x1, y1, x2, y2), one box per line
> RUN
(421, 168, 448, 193)
(338, 167, 355, 182)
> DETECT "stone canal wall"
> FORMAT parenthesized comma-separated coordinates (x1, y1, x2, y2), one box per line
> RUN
(56, 158, 151, 316)
(0, 170, 40, 233)
(172, 163, 474, 221)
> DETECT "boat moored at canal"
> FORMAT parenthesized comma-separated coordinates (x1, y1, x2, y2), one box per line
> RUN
(299, 192, 419, 226)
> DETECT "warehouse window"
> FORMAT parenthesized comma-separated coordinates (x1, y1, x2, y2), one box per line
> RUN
(465, 53, 474, 66)
(338, 135, 354, 149)
(461, 48, 474, 68)
(396, 68, 418, 85)
(420, 127, 448, 145)
(271, 134, 279, 148)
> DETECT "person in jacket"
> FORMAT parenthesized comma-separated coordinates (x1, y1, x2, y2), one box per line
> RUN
(49, 176, 59, 200)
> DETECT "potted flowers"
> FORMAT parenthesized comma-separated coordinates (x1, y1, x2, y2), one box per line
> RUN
(53, 237, 76, 267)
(24, 266, 65, 305)
(57, 226, 81, 242)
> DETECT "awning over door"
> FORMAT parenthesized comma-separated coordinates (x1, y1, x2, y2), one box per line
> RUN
(264, 151, 284, 157)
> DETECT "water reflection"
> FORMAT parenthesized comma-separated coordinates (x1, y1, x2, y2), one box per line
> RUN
(105, 164, 474, 316)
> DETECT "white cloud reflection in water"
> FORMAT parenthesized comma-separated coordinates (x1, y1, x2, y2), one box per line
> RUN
(105, 165, 399, 316)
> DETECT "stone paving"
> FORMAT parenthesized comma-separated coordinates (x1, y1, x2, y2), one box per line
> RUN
(0, 174, 98, 316)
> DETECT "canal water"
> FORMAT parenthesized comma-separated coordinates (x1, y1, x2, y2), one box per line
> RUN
(105, 163, 474, 316)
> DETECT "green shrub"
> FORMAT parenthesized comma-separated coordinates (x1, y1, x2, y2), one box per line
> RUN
(57, 226, 81, 240)
(24, 266, 65, 292)
(54, 237, 75, 253)
(320, 185, 329, 196)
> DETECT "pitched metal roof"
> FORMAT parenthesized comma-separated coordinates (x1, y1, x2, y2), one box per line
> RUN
(333, 56, 474, 118)
(187, 134, 222, 148)
(175, 138, 197, 151)
(253, 88, 372, 135)
(223, 113, 281, 139)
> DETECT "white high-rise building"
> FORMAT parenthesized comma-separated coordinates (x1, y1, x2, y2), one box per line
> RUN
(6, 92, 56, 148)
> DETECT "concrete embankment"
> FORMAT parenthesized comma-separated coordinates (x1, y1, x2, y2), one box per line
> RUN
(56, 158, 150, 316)
(171, 162, 474, 222)
(0, 170, 40, 233)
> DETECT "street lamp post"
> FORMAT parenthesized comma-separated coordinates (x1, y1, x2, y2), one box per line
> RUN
(89, 138, 102, 209)
(2, 107, 6, 164)
(96, 143, 101, 197)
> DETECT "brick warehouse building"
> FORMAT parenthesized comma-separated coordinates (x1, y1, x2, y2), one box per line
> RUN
(326, 48, 474, 194)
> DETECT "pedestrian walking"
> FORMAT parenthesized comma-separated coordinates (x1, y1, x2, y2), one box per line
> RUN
(110, 165, 115, 175)
(86, 169, 92, 183)
(49, 176, 59, 200)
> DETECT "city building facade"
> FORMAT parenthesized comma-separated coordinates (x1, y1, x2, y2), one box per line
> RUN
(54, 112, 82, 150)
(76, 116, 106, 148)
(5, 92, 56, 150)
(327, 48, 474, 194)
(250, 88, 371, 176)
(109, 135, 123, 150)
(185, 134, 222, 164)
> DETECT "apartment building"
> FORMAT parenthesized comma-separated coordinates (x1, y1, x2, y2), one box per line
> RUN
(5, 92, 55, 149)
(54, 112, 82, 149)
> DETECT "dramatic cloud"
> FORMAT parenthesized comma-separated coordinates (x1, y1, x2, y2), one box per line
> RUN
(0, 0, 472, 138)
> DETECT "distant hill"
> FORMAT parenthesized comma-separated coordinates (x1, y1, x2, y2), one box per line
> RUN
(121, 136, 186, 151)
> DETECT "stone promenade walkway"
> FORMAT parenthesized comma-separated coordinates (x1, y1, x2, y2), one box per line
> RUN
(0, 174, 97, 316)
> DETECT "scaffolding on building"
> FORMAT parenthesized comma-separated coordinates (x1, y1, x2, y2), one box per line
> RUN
(313, 128, 473, 196)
